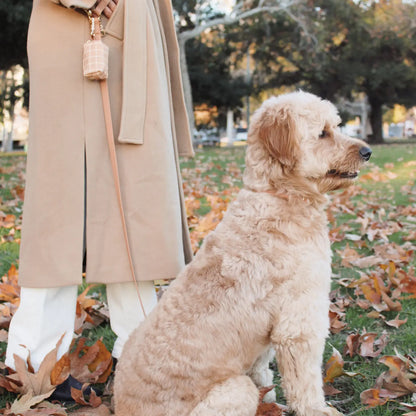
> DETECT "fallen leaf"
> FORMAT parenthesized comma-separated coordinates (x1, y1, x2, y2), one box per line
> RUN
(344, 333, 361, 357)
(385, 314, 408, 328)
(6, 392, 56, 415)
(69, 338, 112, 384)
(50, 354, 71, 387)
(71, 386, 102, 408)
(5, 335, 66, 397)
(324, 348, 345, 383)
(360, 332, 388, 358)
(323, 384, 342, 396)
(0, 328, 8, 342)
(360, 388, 389, 407)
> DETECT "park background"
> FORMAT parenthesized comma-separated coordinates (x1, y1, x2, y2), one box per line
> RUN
(1, 0, 416, 415)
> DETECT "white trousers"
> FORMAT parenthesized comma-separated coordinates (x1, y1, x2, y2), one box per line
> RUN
(5, 281, 157, 372)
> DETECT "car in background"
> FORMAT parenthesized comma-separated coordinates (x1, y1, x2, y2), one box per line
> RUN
(235, 127, 248, 141)
(193, 129, 220, 147)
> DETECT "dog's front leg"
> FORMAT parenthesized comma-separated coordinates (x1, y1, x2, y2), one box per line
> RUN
(271, 311, 343, 415)
(247, 347, 276, 403)
(189, 375, 259, 416)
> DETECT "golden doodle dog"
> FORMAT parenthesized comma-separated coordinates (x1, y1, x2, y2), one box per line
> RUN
(114, 91, 372, 416)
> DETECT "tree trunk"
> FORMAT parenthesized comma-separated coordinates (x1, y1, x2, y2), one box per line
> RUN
(178, 37, 195, 141)
(359, 96, 368, 141)
(226, 109, 234, 146)
(367, 97, 384, 144)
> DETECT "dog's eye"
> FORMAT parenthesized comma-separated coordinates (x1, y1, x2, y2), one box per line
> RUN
(319, 130, 329, 139)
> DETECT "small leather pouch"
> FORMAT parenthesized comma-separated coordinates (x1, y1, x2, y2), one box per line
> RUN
(83, 39, 109, 80)
(83, 12, 109, 80)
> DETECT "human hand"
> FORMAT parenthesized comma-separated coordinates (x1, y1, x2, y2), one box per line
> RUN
(93, 0, 118, 19)
(102, 0, 118, 19)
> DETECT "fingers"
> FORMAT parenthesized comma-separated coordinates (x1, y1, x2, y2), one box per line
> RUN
(102, 0, 118, 19)
(93, 0, 118, 19)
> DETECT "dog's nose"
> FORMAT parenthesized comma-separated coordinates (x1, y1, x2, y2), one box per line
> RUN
(359, 146, 372, 161)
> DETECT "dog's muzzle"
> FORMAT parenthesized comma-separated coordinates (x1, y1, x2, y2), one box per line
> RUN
(359, 146, 372, 161)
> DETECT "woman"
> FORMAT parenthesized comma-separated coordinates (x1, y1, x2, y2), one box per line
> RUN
(6, 0, 193, 397)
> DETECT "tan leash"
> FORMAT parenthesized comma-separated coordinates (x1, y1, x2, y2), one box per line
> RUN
(84, 10, 147, 318)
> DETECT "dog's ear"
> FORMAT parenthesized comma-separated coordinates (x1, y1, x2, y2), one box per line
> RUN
(257, 108, 299, 169)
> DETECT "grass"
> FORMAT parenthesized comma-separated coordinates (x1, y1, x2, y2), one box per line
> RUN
(0, 142, 415, 414)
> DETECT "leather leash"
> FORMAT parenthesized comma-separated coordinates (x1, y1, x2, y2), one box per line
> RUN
(88, 11, 147, 318)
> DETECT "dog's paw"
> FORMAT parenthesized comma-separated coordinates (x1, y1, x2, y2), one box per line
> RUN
(262, 388, 276, 403)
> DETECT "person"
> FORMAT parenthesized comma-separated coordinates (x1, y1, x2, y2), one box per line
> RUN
(5, 0, 194, 399)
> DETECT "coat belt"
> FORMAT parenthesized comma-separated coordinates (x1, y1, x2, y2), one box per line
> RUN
(117, 0, 147, 145)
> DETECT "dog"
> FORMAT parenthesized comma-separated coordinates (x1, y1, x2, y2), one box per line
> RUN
(114, 91, 371, 416)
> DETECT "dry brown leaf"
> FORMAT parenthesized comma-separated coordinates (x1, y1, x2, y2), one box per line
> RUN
(0, 265, 20, 304)
(379, 355, 407, 377)
(69, 338, 112, 384)
(329, 310, 347, 334)
(323, 384, 342, 396)
(401, 402, 416, 412)
(366, 311, 384, 319)
(324, 348, 361, 384)
(7, 335, 66, 397)
(356, 299, 371, 309)
(351, 255, 383, 269)
(337, 244, 361, 268)
(0, 302, 18, 329)
(5, 392, 56, 415)
(359, 332, 388, 358)
(344, 333, 361, 357)
(50, 354, 71, 386)
(255, 386, 286, 416)
(13, 401, 68, 416)
(0, 372, 23, 393)
(360, 283, 381, 305)
(0, 328, 8, 342)
(77, 285, 99, 310)
(86, 340, 113, 384)
(71, 386, 102, 408)
(255, 403, 284, 416)
(360, 388, 389, 407)
(380, 291, 402, 311)
(385, 314, 408, 328)
(324, 348, 345, 383)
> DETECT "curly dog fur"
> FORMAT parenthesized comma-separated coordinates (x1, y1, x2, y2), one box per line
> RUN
(114, 91, 372, 416)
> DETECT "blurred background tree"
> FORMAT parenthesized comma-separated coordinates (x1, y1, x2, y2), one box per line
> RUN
(1, 0, 416, 146)
(0, 0, 31, 151)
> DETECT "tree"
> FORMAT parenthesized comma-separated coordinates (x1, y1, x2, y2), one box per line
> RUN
(357, 0, 416, 143)
(172, 0, 308, 132)
(186, 33, 251, 129)
(0, 0, 31, 150)
(0, 0, 31, 70)
(0, 67, 28, 151)
(245, 0, 416, 143)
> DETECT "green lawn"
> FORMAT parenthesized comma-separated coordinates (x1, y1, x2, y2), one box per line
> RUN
(0, 142, 415, 414)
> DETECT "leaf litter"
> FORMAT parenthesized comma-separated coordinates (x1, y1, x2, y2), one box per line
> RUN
(1, 151, 416, 414)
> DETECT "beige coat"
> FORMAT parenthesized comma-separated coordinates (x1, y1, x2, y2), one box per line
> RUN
(19, 0, 194, 287)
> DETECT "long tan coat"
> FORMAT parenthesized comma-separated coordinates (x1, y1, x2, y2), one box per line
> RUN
(19, 0, 194, 287)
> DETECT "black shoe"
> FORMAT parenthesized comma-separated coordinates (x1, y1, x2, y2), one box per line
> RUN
(50, 375, 99, 402)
